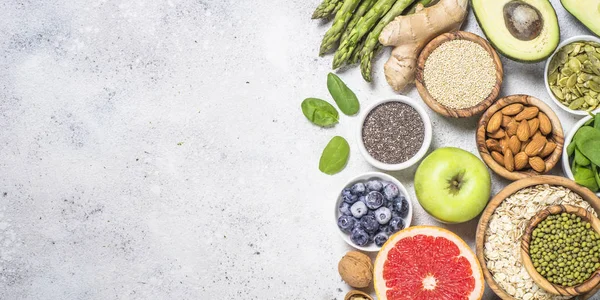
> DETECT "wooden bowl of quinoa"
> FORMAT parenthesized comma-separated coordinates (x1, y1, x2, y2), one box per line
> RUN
(475, 176, 600, 299)
(415, 31, 503, 118)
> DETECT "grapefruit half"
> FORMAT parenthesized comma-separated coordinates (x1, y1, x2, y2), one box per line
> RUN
(374, 226, 484, 300)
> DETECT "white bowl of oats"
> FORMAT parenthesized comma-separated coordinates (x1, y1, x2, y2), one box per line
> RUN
(476, 176, 600, 299)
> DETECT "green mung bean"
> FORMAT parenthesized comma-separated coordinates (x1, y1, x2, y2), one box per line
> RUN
(529, 212, 600, 286)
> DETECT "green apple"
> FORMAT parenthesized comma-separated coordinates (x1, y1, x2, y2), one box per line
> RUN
(414, 147, 491, 223)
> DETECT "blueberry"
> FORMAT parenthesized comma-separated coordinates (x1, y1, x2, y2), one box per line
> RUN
(352, 218, 364, 230)
(390, 197, 403, 212)
(374, 207, 392, 224)
(398, 197, 410, 218)
(342, 189, 359, 204)
(339, 202, 352, 216)
(351, 182, 366, 195)
(380, 225, 392, 235)
(350, 228, 370, 246)
(389, 217, 405, 233)
(360, 215, 379, 233)
(365, 191, 384, 210)
(373, 232, 389, 247)
(350, 201, 368, 218)
(337, 215, 355, 232)
(366, 180, 383, 192)
(383, 184, 400, 200)
(358, 196, 366, 204)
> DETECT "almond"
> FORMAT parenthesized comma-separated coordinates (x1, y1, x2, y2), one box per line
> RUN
(540, 141, 557, 158)
(517, 120, 530, 142)
(487, 112, 503, 133)
(488, 128, 506, 139)
(515, 106, 539, 121)
(506, 121, 519, 137)
(492, 151, 505, 167)
(529, 156, 546, 173)
(508, 136, 521, 154)
(502, 115, 512, 128)
(504, 149, 515, 172)
(538, 112, 552, 135)
(528, 118, 540, 134)
(486, 139, 502, 153)
(524, 135, 546, 157)
(501, 103, 524, 116)
(532, 130, 542, 140)
(514, 152, 529, 170)
(499, 136, 509, 153)
(521, 140, 529, 152)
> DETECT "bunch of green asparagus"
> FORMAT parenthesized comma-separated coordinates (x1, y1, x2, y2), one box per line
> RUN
(313, 0, 435, 82)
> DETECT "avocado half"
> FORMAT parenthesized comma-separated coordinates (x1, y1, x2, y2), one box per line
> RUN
(472, 0, 560, 62)
(562, 0, 600, 36)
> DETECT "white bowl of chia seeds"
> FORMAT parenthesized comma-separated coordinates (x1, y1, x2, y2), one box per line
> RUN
(544, 35, 600, 116)
(335, 172, 413, 252)
(357, 97, 433, 171)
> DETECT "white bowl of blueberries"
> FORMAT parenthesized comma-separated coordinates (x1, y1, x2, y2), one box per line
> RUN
(335, 172, 413, 252)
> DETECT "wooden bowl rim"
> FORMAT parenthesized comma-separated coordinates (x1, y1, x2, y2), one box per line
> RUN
(476, 94, 564, 181)
(415, 30, 503, 118)
(521, 204, 600, 296)
(475, 175, 600, 300)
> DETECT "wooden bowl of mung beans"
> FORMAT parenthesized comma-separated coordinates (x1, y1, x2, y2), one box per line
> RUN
(521, 204, 600, 296)
(415, 31, 503, 118)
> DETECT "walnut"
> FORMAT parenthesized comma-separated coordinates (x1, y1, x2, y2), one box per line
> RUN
(338, 251, 372, 288)
(344, 290, 373, 300)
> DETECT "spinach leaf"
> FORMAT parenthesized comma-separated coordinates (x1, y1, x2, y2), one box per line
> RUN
(593, 164, 600, 191)
(319, 136, 350, 175)
(575, 148, 591, 166)
(327, 73, 359, 116)
(595, 113, 600, 130)
(567, 141, 576, 157)
(301, 98, 339, 127)
(574, 126, 600, 166)
(574, 165, 599, 191)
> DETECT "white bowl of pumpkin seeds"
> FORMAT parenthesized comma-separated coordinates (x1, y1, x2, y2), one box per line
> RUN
(544, 35, 600, 115)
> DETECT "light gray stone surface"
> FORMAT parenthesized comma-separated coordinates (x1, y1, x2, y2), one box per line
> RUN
(0, 0, 598, 299)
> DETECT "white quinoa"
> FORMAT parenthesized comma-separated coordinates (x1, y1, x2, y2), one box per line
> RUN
(423, 40, 497, 109)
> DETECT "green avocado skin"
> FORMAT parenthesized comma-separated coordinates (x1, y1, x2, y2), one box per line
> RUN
(471, 0, 560, 63)
(561, 0, 600, 37)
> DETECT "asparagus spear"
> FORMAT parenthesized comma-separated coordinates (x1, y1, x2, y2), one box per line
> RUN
(341, 0, 377, 42)
(332, 0, 397, 69)
(350, 38, 366, 64)
(312, 0, 343, 19)
(359, 0, 418, 81)
(320, 0, 363, 55)
(360, 0, 434, 82)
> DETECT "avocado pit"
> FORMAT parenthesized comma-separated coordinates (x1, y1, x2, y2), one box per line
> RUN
(503, 1, 543, 41)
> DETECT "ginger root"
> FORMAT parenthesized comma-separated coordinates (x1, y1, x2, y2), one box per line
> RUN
(379, 0, 468, 92)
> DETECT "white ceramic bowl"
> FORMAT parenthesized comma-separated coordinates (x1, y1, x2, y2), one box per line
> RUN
(334, 172, 413, 252)
(561, 115, 600, 197)
(357, 97, 432, 171)
(544, 35, 600, 116)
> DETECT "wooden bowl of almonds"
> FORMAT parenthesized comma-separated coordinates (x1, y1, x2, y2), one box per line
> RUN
(476, 94, 564, 181)
(416, 31, 503, 118)
(521, 204, 600, 297)
(475, 175, 600, 300)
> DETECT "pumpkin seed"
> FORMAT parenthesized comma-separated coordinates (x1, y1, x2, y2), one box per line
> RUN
(569, 57, 583, 73)
(590, 81, 600, 93)
(573, 44, 582, 55)
(558, 77, 569, 87)
(551, 86, 564, 99)
(585, 95, 596, 106)
(549, 71, 559, 85)
(570, 97, 585, 109)
(577, 54, 589, 63)
(571, 87, 582, 97)
(585, 45, 596, 53)
(568, 73, 578, 88)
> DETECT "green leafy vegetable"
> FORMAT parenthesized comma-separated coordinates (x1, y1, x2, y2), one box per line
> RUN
(593, 164, 600, 188)
(567, 141, 576, 157)
(575, 148, 591, 166)
(327, 73, 360, 115)
(574, 165, 599, 191)
(575, 126, 600, 166)
(301, 98, 339, 127)
(595, 113, 600, 130)
(319, 136, 350, 175)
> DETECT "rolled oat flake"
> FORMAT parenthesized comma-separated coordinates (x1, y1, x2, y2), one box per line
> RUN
(362, 102, 424, 164)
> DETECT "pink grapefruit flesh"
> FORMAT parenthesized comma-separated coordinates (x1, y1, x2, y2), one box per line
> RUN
(374, 226, 484, 300)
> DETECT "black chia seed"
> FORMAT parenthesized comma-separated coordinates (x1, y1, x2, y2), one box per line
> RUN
(362, 102, 425, 164)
